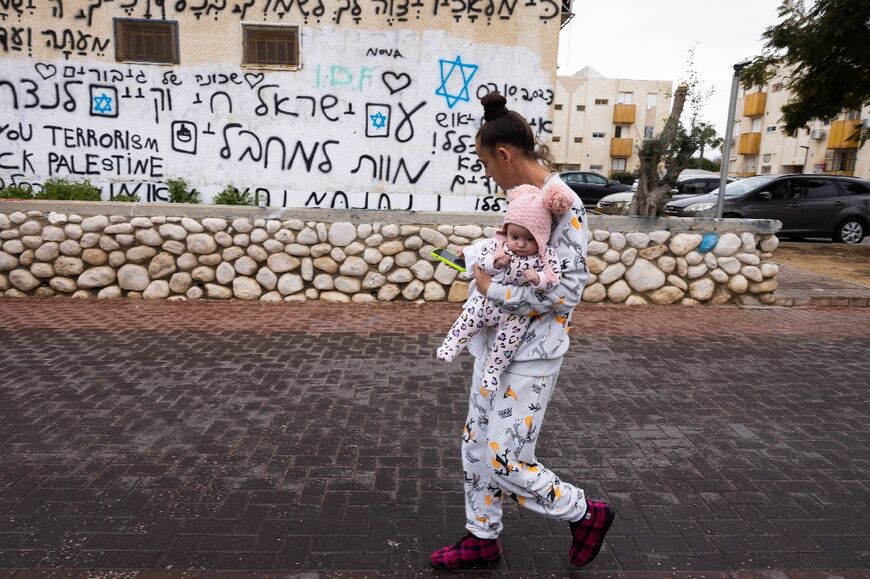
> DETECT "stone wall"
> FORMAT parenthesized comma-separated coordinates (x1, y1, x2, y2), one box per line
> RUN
(0, 201, 781, 305)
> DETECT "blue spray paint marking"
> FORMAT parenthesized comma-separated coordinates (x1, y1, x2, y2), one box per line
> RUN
(435, 56, 478, 109)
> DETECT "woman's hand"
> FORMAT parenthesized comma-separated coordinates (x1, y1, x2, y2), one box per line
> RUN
(473, 264, 493, 295)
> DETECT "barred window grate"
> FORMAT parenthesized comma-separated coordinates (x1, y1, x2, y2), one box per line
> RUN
(115, 19, 178, 64)
(243, 24, 299, 68)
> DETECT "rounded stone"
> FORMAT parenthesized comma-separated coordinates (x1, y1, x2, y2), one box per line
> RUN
(233, 234, 250, 248)
(587, 240, 608, 255)
(143, 280, 171, 300)
(277, 273, 304, 295)
(581, 282, 606, 303)
(410, 260, 435, 281)
(186, 286, 204, 300)
(187, 234, 217, 254)
(177, 253, 198, 271)
(688, 278, 715, 301)
(191, 266, 215, 283)
(50, 277, 78, 293)
(625, 259, 665, 292)
(135, 228, 163, 247)
(657, 256, 676, 274)
(313, 274, 334, 290)
(713, 232, 742, 256)
(267, 253, 300, 273)
(363, 248, 382, 264)
(328, 222, 357, 246)
(638, 244, 667, 260)
(202, 218, 228, 232)
(8, 211, 27, 224)
(29, 262, 53, 278)
(3, 240, 24, 255)
(761, 263, 779, 278)
(64, 224, 83, 240)
(620, 248, 638, 267)
(625, 232, 650, 248)
(749, 279, 778, 294)
(329, 248, 346, 264)
(718, 256, 742, 275)
(54, 256, 85, 276)
(216, 262, 236, 284)
(759, 235, 779, 253)
(687, 264, 708, 279)
(148, 252, 177, 279)
(105, 223, 133, 235)
(313, 257, 339, 274)
(231, 218, 253, 234)
(9, 269, 40, 291)
(250, 229, 269, 245)
(676, 257, 688, 277)
(260, 291, 283, 302)
(109, 251, 126, 268)
(649, 286, 685, 305)
(334, 276, 362, 293)
(310, 244, 331, 258)
(685, 251, 704, 266)
(42, 226, 65, 242)
(198, 253, 222, 266)
(606, 280, 631, 303)
(255, 267, 278, 290)
(741, 265, 763, 282)
(232, 277, 262, 300)
(205, 283, 233, 299)
(296, 227, 318, 244)
(169, 272, 192, 294)
(379, 257, 395, 274)
(666, 275, 688, 291)
(741, 232, 757, 252)
(420, 228, 448, 247)
(669, 233, 702, 256)
(736, 252, 761, 265)
(395, 251, 417, 268)
(18, 249, 34, 266)
(118, 264, 150, 291)
(222, 247, 245, 262)
(602, 249, 620, 264)
(379, 240, 405, 256)
(34, 242, 59, 262)
(127, 246, 158, 263)
(387, 268, 413, 283)
(649, 230, 670, 244)
(214, 232, 233, 248)
(0, 251, 17, 271)
(19, 220, 41, 236)
(71, 290, 93, 299)
(339, 256, 368, 277)
(608, 232, 626, 251)
(402, 279, 425, 300)
(710, 268, 729, 283)
(599, 263, 626, 285)
(158, 223, 187, 241)
(362, 272, 386, 289)
(81, 215, 109, 232)
(319, 291, 350, 303)
(234, 256, 258, 276)
(625, 295, 647, 306)
(131, 217, 153, 228)
(301, 257, 314, 281)
(77, 266, 117, 289)
(58, 240, 82, 256)
(365, 234, 384, 247)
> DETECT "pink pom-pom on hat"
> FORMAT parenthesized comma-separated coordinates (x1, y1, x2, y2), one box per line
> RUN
(497, 183, 574, 264)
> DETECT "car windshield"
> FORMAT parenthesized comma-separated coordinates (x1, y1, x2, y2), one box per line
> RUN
(721, 175, 776, 197)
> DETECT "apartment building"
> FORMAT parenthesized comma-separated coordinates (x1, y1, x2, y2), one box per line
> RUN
(731, 74, 869, 179)
(550, 67, 673, 176)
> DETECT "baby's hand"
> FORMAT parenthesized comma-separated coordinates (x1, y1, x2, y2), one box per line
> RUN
(523, 269, 540, 285)
(494, 254, 511, 269)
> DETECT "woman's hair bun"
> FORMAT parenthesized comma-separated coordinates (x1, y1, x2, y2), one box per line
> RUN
(481, 92, 509, 122)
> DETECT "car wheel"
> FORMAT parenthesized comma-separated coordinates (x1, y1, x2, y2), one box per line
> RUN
(835, 218, 865, 244)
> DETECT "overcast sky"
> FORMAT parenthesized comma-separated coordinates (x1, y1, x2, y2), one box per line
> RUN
(557, 0, 784, 142)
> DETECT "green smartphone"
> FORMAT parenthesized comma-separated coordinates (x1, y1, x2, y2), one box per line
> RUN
(431, 248, 467, 272)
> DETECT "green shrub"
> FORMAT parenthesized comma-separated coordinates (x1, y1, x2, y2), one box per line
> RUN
(166, 178, 201, 204)
(212, 185, 255, 206)
(112, 192, 140, 202)
(34, 178, 102, 201)
(609, 171, 636, 185)
(0, 185, 34, 199)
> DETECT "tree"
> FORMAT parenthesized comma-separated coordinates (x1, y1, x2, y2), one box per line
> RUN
(696, 122, 723, 167)
(742, 0, 870, 141)
(630, 58, 712, 217)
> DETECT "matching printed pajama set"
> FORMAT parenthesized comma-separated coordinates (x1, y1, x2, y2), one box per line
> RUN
(450, 176, 592, 538)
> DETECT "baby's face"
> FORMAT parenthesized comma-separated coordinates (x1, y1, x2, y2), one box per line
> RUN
(505, 224, 538, 257)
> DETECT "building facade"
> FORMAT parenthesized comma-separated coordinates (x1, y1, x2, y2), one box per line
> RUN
(0, 0, 567, 212)
(550, 67, 672, 176)
(730, 73, 869, 180)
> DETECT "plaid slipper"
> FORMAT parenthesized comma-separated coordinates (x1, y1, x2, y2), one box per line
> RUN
(568, 500, 615, 567)
(430, 532, 502, 569)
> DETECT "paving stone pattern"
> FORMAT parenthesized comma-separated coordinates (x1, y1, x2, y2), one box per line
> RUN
(0, 301, 868, 576)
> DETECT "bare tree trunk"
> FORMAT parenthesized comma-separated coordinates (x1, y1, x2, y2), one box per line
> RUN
(630, 84, 694, 217)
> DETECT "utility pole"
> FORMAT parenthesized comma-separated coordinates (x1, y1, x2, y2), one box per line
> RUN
(717, 60, 751, 218)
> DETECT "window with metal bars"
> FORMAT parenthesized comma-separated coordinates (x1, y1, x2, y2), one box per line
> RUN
(114, 18, 179, 64)
(242, 24, 300, 68)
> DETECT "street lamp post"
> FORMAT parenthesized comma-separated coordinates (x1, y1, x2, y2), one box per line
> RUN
(716, 59, 752, 218)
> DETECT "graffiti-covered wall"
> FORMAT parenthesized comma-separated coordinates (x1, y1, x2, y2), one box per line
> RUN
(0, 0, 561, 212)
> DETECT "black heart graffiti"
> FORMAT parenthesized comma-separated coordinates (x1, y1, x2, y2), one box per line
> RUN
(244, 72, 264, 89)
(35, 63, 57, 80)
(382, 71, 411, 95)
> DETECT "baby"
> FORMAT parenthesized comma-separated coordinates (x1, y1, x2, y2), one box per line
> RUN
(436, 183, 573, 391)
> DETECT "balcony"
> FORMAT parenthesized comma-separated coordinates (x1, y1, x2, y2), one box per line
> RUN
(826, 120, 861, 149)
(742, 92, 767, 117)
(737, 132, 761, 155)
(613, 104, 636, 124)
(610, 138, 633, 158)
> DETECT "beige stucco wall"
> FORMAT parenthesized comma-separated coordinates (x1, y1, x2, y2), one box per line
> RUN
(732, 75, 869, 179)
(0, 0, 563, 212)
(551, 72, 672, 175)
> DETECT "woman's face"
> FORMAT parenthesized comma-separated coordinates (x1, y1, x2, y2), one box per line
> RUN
(476, 141, 519, 190)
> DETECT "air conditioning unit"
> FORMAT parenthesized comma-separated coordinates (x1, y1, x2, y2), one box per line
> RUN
(810, 129, 825, 139)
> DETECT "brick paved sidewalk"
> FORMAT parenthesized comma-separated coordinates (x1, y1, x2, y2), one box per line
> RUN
(0, 301, 868, 577)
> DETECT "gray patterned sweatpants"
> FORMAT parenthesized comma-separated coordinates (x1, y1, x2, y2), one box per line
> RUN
(461, 356, 586, 539)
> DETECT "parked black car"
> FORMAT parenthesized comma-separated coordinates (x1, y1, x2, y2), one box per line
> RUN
(559, 171, 632, 205)
(663, 174, 870, 244)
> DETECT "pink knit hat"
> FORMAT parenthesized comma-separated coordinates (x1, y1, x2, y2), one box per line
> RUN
(496, 183, 574, 263)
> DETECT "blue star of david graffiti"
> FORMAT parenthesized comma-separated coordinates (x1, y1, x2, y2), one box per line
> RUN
(435, 56, 478, 109)
(93, 93, 113, 115)
(370, 111, 387, 129)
